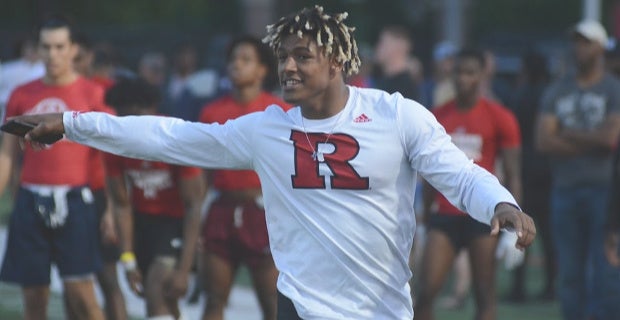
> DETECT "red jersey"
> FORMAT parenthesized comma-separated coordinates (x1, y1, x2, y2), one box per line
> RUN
(90, 76, 114, 90)
(104, 154, 202, 217)
(432, 98, 521, 216)
(5, 77, 107, 186)
(87, 98, 115, 190)
(199, 92, 291, 191)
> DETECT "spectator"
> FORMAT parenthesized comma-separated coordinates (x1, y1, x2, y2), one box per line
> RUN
(168, 43, 198, 103)
(0, 35, 45, 111)
(419, 40, 457, 108)
(138, 51, 168, 89)
(536, 20, 620, 320)
(373, 25, 420, 100)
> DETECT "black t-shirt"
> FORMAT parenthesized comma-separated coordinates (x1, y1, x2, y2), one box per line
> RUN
(374, 70, 418, 101)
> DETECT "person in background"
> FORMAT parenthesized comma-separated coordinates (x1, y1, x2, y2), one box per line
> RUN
(0, 13, 106, 320)
(198, 34, 290, 320)
(168, 43, 199, 104)
(104, 77, 206, 320)
(0, 35, 45, 110)
(536, 20, 620, 320)
(373, 25, 420, 100)
(419, 41, 457, 109)
(138, 51, 168, 89)
(415, 48, 522, 320)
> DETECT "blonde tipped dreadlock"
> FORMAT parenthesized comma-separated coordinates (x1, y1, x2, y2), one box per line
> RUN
(262, 5, 361, 77)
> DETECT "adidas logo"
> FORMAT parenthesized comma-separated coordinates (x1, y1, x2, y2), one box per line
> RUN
(353, 113, 372, 123)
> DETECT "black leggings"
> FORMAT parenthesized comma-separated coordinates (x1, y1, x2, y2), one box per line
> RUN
(277, 291, 302, 320)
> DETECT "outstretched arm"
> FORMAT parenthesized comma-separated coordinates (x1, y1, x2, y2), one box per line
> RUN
(17, 112, 254, 170)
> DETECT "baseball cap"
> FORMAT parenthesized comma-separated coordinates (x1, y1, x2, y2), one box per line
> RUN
(572, 20, 609, 48)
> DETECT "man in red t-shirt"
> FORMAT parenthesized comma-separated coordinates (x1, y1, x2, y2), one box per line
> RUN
(415, 49, 522, 320)
(0, 14, 105, 319)
(198, 35, 290, 320)
(104, 78, 206, 320)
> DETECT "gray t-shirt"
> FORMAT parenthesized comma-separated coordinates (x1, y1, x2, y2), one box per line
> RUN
(540, 73, 620, 187)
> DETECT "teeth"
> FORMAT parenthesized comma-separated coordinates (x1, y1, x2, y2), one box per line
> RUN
(284, 79, 301, 86)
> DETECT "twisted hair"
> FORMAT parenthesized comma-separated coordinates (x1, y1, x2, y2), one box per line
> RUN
(262, 5, 361, 77)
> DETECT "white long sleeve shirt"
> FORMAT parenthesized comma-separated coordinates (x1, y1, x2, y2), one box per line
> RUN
(64, 86, 517, 319)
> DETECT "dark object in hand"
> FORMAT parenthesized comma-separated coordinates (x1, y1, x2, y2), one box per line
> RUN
(0, 119, 63, 144)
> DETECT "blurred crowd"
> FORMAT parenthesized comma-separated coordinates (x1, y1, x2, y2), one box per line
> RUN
(1, 11, 620, 320)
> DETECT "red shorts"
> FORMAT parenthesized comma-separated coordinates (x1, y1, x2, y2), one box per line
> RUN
(202, 196, 271, 269)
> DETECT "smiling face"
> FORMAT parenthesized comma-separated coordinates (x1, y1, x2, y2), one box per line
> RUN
(277, 34, 336, 107)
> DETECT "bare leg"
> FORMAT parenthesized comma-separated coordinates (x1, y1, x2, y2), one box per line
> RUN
(468, 235, 498, 320)
(97, 262, 128, 320)
(142, 259, 180, 318)
(201, 252, 237, 320)
(439, 250, 471, 309)
(23, 286, 49, 320)
(63, 278, 105, 320)
(414, 230, 458, 320)
(248, 256, 278, 320)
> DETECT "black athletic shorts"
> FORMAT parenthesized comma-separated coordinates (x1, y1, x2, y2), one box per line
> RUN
(133, 212, 183, 275)
(427, 213, 491, 251)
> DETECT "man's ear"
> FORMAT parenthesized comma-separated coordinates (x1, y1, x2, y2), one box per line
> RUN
(329, 60, 344, 78)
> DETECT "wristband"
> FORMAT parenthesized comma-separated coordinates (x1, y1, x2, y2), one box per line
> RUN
(120, 251, 137, 271)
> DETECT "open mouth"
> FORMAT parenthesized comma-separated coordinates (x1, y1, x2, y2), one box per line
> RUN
(281, 79, 302, 89)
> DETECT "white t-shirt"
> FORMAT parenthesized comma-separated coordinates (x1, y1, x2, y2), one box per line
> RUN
(64, 86, 517, 319)
(0, 58, 45, 107)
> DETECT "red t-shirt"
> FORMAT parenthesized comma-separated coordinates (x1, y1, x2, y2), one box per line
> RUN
(432, 98, 521, 216)
(199, 92, 291, 191)
(88, 106, 115, 191)
(90, 76, 115, 90)
(104, 154, 202, 217)
(5, 77, 107, 186)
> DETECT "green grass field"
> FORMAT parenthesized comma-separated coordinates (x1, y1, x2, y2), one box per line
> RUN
(0, 190, 561, 319)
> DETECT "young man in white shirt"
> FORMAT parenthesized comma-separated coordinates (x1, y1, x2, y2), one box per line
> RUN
(15, 6, 535, 320)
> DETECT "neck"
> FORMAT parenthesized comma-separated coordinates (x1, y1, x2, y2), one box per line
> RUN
(382, 57, 408, 77)
(232, 84, 262, 104)
(302, 82, 349, 119)
(43, 70, 79, 86)
(455, 93, 478, 110)
(577, 59, 604, 86)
